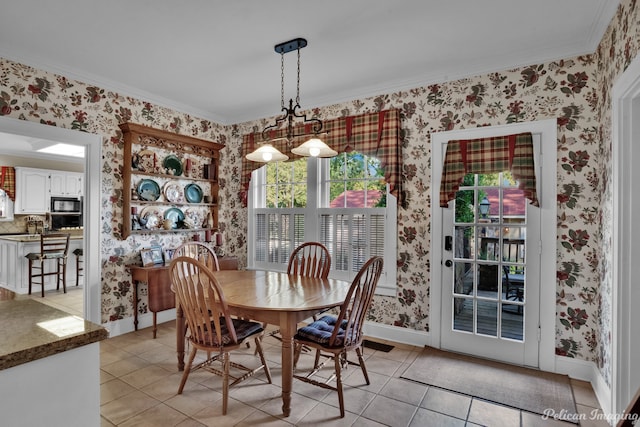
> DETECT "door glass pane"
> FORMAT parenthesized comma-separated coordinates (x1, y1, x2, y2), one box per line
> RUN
(503, 188, 526, 218)
(453, 262, 473, 296)
(501, 306, 523, 341)
(503, 227, 525, 263)
(477, 172, 501, 187)
(477, 264, 499, 299)
(454, 226, 474, 259)
(455, 189, 474, 223)
(503, 266, 525, 303)
(453, 297, 472, 332)
(477, 300, 498, 337)
(478, 226, 501, 260)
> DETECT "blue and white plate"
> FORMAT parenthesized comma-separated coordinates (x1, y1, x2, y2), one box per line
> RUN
(184, 183, 203, 203)
(137, 179, 160, 201)
(163, 208, 185, 229)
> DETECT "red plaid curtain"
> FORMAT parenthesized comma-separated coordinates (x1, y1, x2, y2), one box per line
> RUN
(241, 109, 402, 207)
(439, 132, 538, 208)
(0, 167, 16, 201)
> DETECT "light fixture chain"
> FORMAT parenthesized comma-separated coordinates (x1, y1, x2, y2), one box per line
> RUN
(296, 47, 301, 105)
(280, 52, 285, 110)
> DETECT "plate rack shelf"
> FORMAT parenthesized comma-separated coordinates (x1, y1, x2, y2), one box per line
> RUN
(120, 122, 224, 239)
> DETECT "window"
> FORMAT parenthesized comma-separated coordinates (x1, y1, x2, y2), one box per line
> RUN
(0, 189, 14, 221)
(248, 152, 397, 296)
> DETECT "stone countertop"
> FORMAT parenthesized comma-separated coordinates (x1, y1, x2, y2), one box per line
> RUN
(0, 234, 83, 243)
(0, 291, 108, 371)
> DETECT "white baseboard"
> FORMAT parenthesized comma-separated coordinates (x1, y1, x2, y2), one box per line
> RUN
(362, 321, 430, 347)
(102, 309, 177, 338)
(555, 355, 612, 417)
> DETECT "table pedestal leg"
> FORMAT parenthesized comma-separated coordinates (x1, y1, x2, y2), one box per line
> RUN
(280, 313, 295, 417)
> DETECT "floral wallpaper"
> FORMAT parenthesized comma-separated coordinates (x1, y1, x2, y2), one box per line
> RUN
(0, 0, 636, 388)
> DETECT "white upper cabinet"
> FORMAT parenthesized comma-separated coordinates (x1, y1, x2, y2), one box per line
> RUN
(50, 171, 83, 197)
(15, 168, 84, 214)
(15, 167, 50, 214)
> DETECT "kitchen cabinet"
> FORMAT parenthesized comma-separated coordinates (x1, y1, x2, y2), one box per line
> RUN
(50, 171, 83, 197)
(15, 168, 83, 214)
(0, 235, 83, 294)
(120, 123, 224, 239)
(14, 167, 49, 214)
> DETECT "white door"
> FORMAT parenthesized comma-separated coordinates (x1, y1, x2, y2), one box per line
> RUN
(430, 120, 557, 370)
(440, 171, 541, 366)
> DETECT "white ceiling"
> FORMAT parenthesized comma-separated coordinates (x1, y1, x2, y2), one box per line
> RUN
(0, 1, 620, 126)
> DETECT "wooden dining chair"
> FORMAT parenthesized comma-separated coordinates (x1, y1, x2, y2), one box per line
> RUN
(265, 242, 331, 343)
(288, 241, 331, 278)
(169, 256, 272, 415)
(173, 241, 220, 271)
(25, 233, 71, 297)
(292, 256, 384, 418)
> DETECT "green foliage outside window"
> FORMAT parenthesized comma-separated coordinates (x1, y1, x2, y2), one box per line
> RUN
(264, 152, 387, 208)
(329, 152, 386, 208)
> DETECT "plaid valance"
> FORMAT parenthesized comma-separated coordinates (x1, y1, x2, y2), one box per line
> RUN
(439, 132, 538, 208)
(0, 167, 16, 201)
(241, 109, 403, 207)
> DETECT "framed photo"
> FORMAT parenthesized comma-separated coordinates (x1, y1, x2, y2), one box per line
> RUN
(140, 249, 154, 267)
(150, 245, 164, 265)
(164, 248, 175, 263)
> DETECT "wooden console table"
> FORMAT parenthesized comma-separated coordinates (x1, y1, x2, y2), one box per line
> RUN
(129, 256, 238, 337)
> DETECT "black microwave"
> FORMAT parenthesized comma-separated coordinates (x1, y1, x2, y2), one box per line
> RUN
(51, 196, 82, 213)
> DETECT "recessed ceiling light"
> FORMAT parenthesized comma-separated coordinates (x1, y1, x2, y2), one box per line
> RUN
(37, 143, 85, 158)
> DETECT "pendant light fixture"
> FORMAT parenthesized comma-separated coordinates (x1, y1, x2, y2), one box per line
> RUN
(246, 38, 337, 163)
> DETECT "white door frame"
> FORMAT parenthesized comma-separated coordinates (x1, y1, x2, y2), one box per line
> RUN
(612, 54, 640, 416)
(0, 116, 102, 325)
(430, 119, 557, 372)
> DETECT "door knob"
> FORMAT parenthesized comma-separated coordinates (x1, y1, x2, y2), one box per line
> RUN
(444, 260, 453, 267)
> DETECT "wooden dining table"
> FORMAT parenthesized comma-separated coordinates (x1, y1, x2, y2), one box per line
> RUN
(175, 269, 351, 417)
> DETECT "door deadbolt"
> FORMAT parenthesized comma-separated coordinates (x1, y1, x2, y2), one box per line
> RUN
(444, 260, 453, 267)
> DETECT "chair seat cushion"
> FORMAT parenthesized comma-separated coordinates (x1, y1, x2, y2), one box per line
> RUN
(214, 317, 263, 346)
(295, 315, 348, 348)
(25, 252, 65, 260)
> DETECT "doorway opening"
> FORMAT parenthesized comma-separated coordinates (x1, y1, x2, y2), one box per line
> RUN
(0, 116, 101, 324)
(612, 54, 640, 417)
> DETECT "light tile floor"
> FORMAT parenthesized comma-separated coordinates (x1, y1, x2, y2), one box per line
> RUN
(26, 283, 84, 317)
(97, 321, 608, 427)
(25, 288, 607, 426)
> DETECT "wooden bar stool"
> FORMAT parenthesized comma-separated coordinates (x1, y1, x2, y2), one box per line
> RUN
(73, 248, 83, 286)
(25, 233, 70, 297)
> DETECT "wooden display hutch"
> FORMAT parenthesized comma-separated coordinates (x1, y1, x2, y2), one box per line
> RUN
(120, 123, 224, 239)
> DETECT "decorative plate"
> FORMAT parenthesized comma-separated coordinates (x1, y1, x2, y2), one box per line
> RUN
(163, 182, 184, 203)
(133, 149, 156, 173)
(136, 179, 160, 201)
(140, 206, 162, 229)
(184, 183, 203, 203)
(163, 154, 183, 176)
(163, 207, 185, 229)
(183, 208, 205, 229)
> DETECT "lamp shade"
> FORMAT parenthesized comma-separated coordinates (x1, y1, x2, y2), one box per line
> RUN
(291, 137, 337, 158)
(246, 144, 289, 163)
